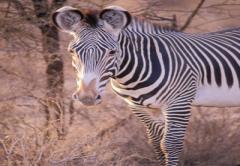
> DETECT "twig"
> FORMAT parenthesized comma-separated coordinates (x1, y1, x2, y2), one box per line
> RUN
(9, 0, 35, 25)
(180, 0, 206, 31)
(20, 133, 29, 166)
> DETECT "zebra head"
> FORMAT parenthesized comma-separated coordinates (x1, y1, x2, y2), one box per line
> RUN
(52, 6, 131, 106)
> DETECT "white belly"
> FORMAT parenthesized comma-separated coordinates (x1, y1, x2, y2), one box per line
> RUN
(193, 84, 240, 107)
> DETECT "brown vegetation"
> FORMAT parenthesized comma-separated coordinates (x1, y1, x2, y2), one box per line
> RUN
(0, 0, 240, 165)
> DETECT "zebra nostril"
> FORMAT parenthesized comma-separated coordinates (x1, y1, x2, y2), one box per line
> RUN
(96, 94, 101, 100)
(72, 92, 79, 100)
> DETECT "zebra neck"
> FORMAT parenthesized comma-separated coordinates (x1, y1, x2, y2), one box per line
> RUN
(113, 27, 174, 88)
(126, 17, 175, 34)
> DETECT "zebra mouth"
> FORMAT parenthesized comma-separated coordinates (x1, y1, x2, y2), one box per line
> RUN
(78, 96, 102, 106)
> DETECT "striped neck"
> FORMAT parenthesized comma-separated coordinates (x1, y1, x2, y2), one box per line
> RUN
(113, 18, 174, 85)
(126, 17, 176, 34)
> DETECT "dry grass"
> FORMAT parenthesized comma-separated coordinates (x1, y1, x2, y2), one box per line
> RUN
(1, 98, 240, 166)
(1, 1, 240, 164)
(183, 107, 240, 166)
(0, 55, 240, 166)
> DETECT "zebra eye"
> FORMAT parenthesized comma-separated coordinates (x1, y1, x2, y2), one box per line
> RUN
(109, 50, 116, 55)
(69, 49, 75, 54)
(73, 66, 78, 72)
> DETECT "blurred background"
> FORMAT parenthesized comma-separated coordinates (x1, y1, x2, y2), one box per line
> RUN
(0, 0, 240, 165)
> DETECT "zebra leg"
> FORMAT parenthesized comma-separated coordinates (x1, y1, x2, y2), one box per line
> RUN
(131, 108, 166, 165)
(146, 120, 166, 165)
(161, 102, 192, 166)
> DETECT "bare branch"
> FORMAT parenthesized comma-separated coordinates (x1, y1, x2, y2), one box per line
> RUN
(9, 0, 35, 25)
(180, 0, 206, 31)
(50, 0, 66, 12)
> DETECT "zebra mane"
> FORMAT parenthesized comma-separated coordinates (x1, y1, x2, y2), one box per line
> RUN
(81, 9, 99, 27)
(126, 16, 178, 34)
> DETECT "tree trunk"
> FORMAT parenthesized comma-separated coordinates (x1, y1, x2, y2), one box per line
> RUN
(42, 25, 65, 139)
(31, 0, 66, 139)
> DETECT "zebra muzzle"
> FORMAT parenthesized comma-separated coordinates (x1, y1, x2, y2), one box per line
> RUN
(72, 91, 102, 106)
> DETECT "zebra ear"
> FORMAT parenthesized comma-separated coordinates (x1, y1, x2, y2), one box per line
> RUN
(100, 6, 131, 35)
(52, 6, 83, 33)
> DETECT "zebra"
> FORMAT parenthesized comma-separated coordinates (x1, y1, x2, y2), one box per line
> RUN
(52, 6, 240, 166)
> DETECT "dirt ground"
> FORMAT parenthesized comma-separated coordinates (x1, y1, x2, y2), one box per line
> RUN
(0, 0, 240, 165)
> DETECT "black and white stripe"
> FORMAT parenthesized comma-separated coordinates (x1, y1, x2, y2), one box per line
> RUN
(110, 18, 240, 165)
(53, 6, 240, 166)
